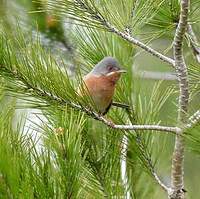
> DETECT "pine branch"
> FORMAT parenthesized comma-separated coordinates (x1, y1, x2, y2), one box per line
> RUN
(105, 22, 175, 67)
(134, 132, 170, 193)
(126, 112, 170, 194)
(113, 124, 181, 134)
(152, 171, 170, 193)
(120, 135, 131, 198)
(46, 0, 175, 67)
(170, 0, 190, 198)
(0, 66, 181, 135)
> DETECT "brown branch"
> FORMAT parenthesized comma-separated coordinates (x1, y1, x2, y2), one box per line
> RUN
(171, 0, 190, 198)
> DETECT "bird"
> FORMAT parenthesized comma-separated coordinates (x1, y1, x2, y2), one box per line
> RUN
(78, 56, 126, 115)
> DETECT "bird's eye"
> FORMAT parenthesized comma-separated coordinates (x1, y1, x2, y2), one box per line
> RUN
(107, 65, 113, 71)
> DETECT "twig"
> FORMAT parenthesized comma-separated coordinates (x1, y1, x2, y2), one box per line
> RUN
(105, 22, 175, 67)
(187, 24, 200, 63)
(152, 170, 170, 193)
(171, 0, 190, 198)
(67, 1, 175, 67)
(135, 132, 170, 193)
(125, 111, 170, 193)
(112, 124, 181, 134)
(186, 110, 200, 128)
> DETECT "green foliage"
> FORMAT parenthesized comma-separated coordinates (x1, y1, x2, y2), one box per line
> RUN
(46, 0, 166, 32)
(188, 63, 200, 97)
(0, 25, 176, 198)
(73, 27, 134, 71)
(0, 0, 200, 198)
(185, 124, 200, 155)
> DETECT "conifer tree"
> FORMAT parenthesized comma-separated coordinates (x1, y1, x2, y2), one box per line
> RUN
(0, 0, 200, 199)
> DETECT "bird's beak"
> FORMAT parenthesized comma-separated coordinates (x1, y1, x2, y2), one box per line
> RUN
(117, 69, 127, 73)
(106, 69, 126, 76)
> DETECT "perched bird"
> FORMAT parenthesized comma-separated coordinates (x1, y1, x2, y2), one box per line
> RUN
(78, 57, 126, 115)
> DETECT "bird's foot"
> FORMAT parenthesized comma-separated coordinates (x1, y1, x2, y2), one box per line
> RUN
(103, 117, 116, 128)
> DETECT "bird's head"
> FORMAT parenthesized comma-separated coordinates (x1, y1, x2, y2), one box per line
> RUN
(90, 57, 126, 78)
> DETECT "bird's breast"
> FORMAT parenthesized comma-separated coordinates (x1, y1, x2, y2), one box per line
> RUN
(83, 74, 118, 113)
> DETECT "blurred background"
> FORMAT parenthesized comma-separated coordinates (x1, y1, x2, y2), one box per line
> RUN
(0, 0, 200, 198)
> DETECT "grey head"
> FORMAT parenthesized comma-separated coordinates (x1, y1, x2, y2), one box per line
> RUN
(90, 56, 125, 76)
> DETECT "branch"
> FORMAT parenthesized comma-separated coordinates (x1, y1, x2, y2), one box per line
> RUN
(112, 124, 181, 134)
(186, 110, 200, 128)
(105, 22, 175, 67)
(57, 1, 175, 67)
(134, 132, 170, 193)
(152, 171, 170, 193)
(135, 70, 177, 81)
(2, 67, 181, 136)
(171, 0, 190, 198)
(125, 113, 171, 194)
(187, 24, 200, 63)
(41, 91, 181, 134)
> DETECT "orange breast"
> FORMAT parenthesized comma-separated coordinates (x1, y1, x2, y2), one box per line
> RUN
(81, 73, 121, 114)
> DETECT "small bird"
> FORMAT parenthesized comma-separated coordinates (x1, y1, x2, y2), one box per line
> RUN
(78, 57, 126, 115)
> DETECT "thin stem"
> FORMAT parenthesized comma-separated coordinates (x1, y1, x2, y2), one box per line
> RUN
(105, 22, 175, 67)
(113, 124, 181, 134)
(126, 112, 170, 193)
(112, 102, 130, 110)
(152, 171, 170, 193)
(171, 0, 190, 198)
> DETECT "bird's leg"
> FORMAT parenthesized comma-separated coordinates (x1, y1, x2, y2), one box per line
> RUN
(112, 102, 131, 111)
(95, 109, 115, 127)
(105, 117, 115, 128)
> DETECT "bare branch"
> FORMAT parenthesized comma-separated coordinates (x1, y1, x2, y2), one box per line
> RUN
(105, 22, 175, 67)
(186, 110, 200, 128)
(112, 124, 181, 134)
(171, 0, 190, 198)
(66, 100, 181, 134)
(187, 24, 200, 63)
